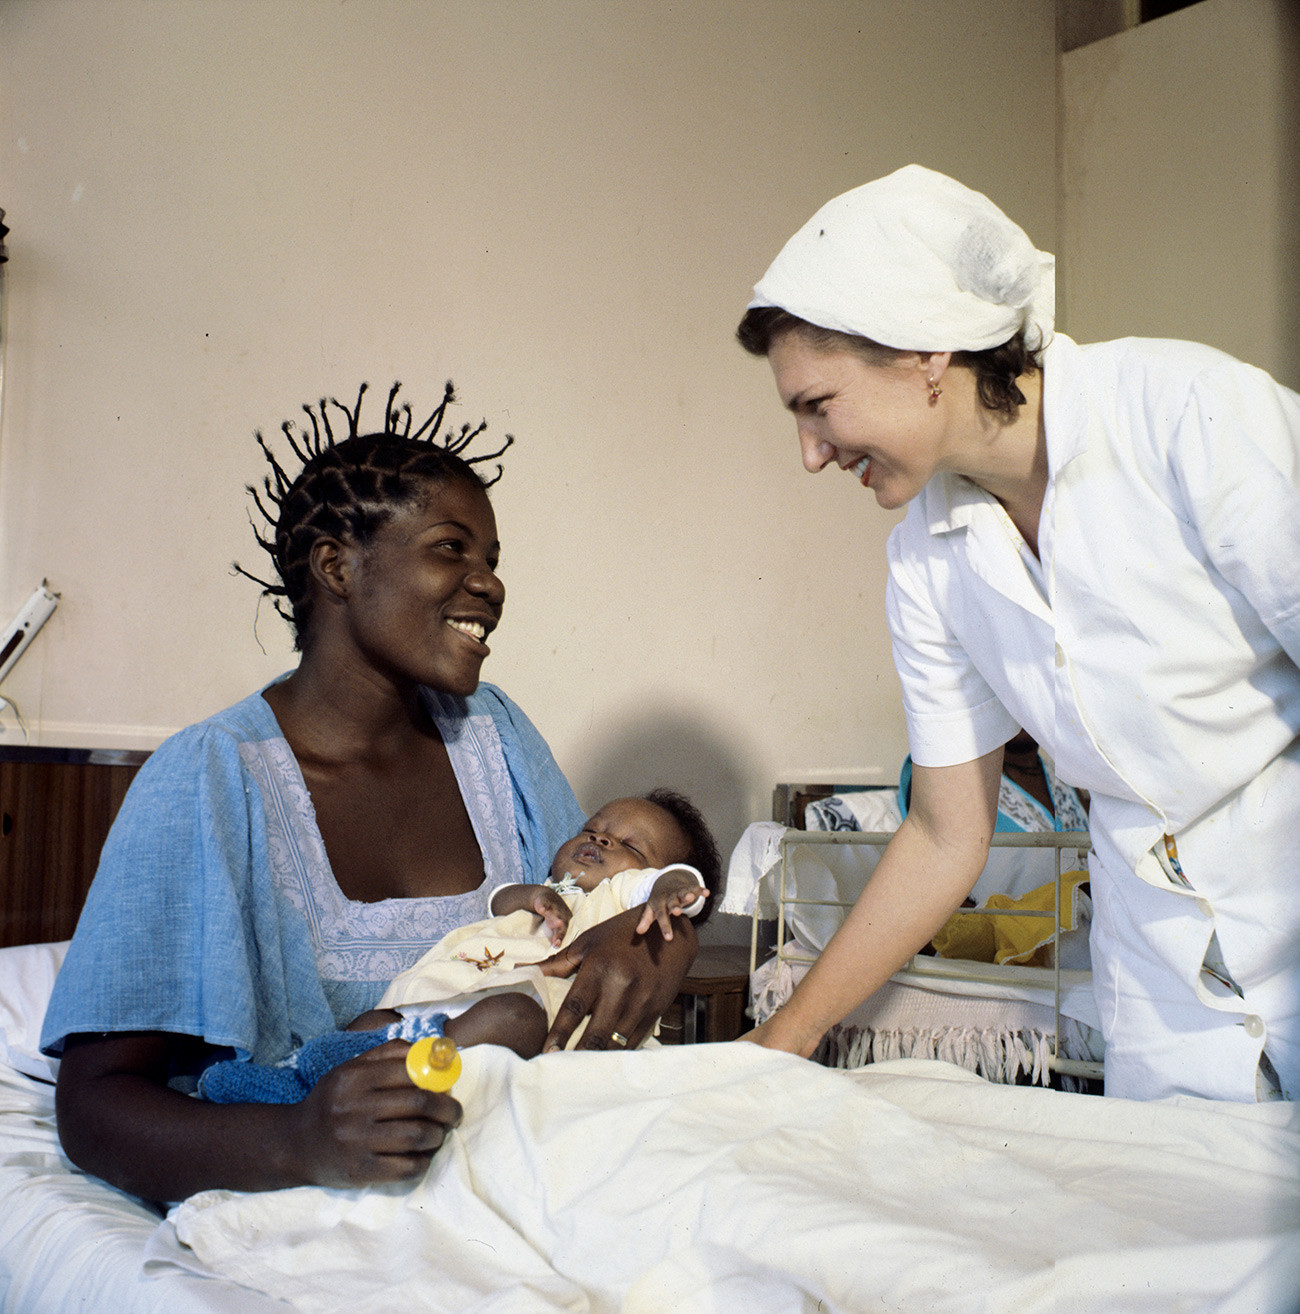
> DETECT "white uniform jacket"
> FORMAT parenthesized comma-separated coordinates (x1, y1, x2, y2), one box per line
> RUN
(886, 334, 1300, 1101)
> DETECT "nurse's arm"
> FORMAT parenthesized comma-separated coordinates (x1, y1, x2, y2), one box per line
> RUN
(743, 749, 1002, 1059)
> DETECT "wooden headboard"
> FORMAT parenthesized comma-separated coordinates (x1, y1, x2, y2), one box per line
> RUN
(0, 749, 148, 949)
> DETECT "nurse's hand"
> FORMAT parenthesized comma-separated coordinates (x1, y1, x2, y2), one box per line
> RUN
(737, 1009, 824, 1060)
(533, 907, 697, 1051)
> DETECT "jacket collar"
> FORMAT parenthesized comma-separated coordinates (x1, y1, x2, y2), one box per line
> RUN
(918, 471, 990, 536)
(919, 332, 1087, 538)
(1040, 332, 1089, 474)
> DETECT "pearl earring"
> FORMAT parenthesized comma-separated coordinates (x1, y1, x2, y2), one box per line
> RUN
(928, 378, 942, 404)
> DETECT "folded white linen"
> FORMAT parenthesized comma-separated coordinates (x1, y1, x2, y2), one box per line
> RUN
(157, 1044, 1300, 1314)
(804, 787, 901, 833)
(716, 821, 784, 917)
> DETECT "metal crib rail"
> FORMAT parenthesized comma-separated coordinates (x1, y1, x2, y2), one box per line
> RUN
(752, 828, 1103, 1081)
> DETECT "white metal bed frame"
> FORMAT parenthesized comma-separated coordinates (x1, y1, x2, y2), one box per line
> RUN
(750, 827, 1103, 1082)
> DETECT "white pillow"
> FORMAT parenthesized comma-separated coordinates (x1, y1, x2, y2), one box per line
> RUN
(0, 940, 69, 1082)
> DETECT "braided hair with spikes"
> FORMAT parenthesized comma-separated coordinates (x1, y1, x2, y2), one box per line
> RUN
(235, 381, 513, 649)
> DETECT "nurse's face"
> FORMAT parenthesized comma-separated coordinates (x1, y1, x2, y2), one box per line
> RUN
(767, 332, 946, 511)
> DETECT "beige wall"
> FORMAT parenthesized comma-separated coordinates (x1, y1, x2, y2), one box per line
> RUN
(1060, 0, 1300, 389)
(0, 0, 1057, 869)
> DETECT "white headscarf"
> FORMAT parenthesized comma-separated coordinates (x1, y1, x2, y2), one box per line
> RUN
(749, 165, 1055, 353)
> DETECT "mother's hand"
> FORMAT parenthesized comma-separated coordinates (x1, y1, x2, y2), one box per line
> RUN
(533, 907, 697, 1051)
(55, 1032, 461, 1200)
(289, 1039, 462, 1188)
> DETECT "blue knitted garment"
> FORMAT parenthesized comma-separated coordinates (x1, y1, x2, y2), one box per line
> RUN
(199, 1012, 448, 1104)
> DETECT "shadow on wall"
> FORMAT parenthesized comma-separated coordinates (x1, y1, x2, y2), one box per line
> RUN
(568, 701, 751, 938)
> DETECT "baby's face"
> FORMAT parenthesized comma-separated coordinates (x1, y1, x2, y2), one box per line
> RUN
(550, 798, 690, 892)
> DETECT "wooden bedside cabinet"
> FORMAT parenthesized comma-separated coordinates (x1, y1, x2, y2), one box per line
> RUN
(657, 943, 752, 1045)
(0, 748, 148, 948)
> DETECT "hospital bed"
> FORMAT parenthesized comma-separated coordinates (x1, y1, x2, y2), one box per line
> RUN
(3, 881, 1299, 1309)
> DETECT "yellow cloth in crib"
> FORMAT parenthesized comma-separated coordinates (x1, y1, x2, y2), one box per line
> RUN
(930, 870, 1090, 968)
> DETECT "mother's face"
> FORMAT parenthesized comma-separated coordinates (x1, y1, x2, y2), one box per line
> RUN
(337, 477, 505, 698)
(766, 332, 946, 512)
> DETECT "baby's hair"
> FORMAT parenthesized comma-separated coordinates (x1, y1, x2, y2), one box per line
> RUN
(643, 788, 722, 925)
(234, 381, 513, 648)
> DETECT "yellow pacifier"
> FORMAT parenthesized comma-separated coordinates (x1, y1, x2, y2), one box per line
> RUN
(405, 1035, 462, 1092)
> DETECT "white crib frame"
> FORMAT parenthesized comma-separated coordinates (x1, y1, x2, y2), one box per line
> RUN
(750, 827, 1103, 1081)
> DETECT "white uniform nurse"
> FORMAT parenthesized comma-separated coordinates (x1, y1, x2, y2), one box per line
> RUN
(738, 164, 1300, 1103)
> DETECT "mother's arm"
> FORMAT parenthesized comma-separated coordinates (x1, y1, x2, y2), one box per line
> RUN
(535, 908, 699, 1051)
(56, 1031, 459, 1202)
(745, 750, 1002, 1058)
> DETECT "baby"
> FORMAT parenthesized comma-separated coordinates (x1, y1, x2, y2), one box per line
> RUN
(200, 790, 719, 1103)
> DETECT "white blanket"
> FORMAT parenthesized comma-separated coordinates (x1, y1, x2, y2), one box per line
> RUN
(154, 1045, 1300, 1313)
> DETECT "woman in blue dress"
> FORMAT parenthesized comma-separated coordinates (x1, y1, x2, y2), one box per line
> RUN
(41, 382, 697, 1201)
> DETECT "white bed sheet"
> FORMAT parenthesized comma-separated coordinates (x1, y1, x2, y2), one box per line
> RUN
(0, 1062, 288, 1313)
(0, 940, 287, 1311)
(150, 1044, 1300, 1314)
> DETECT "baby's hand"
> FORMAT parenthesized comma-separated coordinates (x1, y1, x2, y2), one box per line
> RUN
(492, 883, 573, 947)
(530, 886, 573, 947)
(635, 878, 708, 941)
